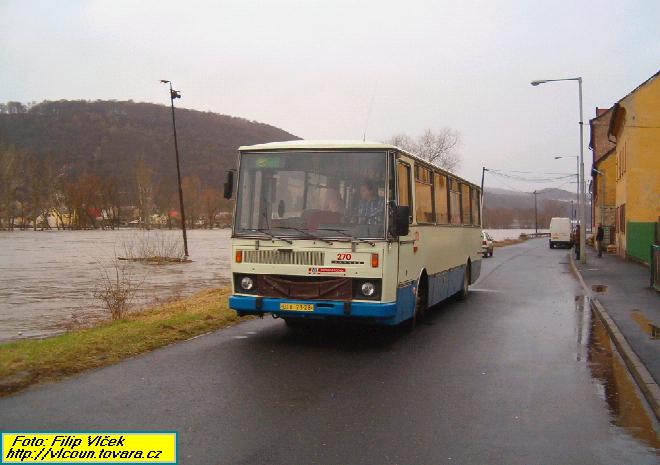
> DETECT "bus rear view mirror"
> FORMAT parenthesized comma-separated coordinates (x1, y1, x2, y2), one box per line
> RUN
(223, 170, 234, 199)
(393, 205, 410, 237)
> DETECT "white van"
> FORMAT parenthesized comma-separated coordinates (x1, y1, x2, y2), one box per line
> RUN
(549, 217, 572, 249)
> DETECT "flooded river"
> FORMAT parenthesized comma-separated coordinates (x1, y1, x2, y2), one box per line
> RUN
(0, 229, 232, 342)
(0, 228, 545, 343)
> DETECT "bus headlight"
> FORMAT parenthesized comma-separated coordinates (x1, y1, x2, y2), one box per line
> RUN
(240, 276, 255, 291)
(360, 282, 376, 297)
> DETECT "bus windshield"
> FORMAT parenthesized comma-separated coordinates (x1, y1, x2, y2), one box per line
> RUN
(234, 151, 387, 239)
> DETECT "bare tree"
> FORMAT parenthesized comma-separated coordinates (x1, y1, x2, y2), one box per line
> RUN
(389, 128, 461, 171)
(181, 175, 202, 229)
(0, 147, 19, 230)
(200, 187, 221, 229)
(94, 257, 143, 320)
(99, 176, 121, 229)
(135, 158, 153, 229)
(25, 153, 48, 230)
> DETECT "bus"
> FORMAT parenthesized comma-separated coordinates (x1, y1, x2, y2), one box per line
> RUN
(224, 141, 483, 327)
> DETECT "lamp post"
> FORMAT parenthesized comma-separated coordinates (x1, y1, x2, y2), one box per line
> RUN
(160, 79, 189, 258)
(554, 155, 579, 224)
(532, 77, 586, 263)
(533, 190, 538, 234)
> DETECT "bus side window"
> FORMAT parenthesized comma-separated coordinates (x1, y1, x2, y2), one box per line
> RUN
(397, 162, 413, 223)
(434, 173, 448, 224)
(461, 183, 471, 225)
(449, 178, 461, 225)
(471, 187, 481, 226)
(415, 165, 434, 224)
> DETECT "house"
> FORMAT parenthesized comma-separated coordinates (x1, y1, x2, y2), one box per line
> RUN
(592, 71, 660, 264)
(589, 107, 616, 245)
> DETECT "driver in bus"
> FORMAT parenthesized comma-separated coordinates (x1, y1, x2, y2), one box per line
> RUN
(354, 179, 383, 225)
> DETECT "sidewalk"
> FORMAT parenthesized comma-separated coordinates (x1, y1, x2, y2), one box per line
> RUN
(573, 245, 659, 387)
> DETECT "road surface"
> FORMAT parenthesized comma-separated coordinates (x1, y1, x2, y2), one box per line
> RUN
(1, 239, 657, 464)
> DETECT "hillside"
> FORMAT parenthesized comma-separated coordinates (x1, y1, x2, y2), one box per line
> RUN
(483, 187, 582, 229)
(0, 100, 298, 189)
(484, 186, 577, 210)
(0, 100, 298, 229)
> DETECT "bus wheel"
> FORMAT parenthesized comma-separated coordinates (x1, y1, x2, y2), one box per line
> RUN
(406, 280, 427, 330)
(458, 263, 470, 300)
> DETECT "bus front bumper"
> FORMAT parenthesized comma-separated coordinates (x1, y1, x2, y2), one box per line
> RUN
(229, 295, 398, 325)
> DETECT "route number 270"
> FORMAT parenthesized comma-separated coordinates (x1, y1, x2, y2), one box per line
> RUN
(336, 253, 352, 261)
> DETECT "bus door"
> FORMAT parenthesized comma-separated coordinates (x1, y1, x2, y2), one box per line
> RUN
(396, 161, 416, 294)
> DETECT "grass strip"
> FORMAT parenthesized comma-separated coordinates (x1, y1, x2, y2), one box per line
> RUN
(0, 287, 242, 396)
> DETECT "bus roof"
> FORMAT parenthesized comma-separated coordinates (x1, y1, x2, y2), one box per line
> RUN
(238, 140, 480, 190)
(239, 140, 396, 151)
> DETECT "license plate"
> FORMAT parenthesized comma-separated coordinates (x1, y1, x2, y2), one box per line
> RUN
(280, 303, 314, 312)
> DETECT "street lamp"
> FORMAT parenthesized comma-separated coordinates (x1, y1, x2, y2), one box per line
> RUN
(531, 77, 586, 263)
(161, 79, 189, 258)
(554, 155, 579, 224)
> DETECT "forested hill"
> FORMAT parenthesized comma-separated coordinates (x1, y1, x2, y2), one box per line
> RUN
(0, 99, 298, 189)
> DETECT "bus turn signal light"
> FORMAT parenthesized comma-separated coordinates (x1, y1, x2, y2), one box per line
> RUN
(371, 253, 379, 268)
(235, 250, 242, 263)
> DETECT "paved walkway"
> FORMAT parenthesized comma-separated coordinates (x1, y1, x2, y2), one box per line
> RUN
(575, 245, 660, 384)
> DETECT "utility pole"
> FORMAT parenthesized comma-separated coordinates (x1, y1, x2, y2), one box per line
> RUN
(480, 167, 487, 227)
(533, 190, 538, 234)
(600, 173, 605, 227)
(161, 80, 189, 258)
(531, 77, 586, 263)
(578, 77, 586, 264)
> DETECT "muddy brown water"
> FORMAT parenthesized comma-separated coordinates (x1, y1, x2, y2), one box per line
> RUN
(0, 229, 232, 342)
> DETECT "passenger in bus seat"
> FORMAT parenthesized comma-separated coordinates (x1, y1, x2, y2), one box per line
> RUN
(321, 186, 345, 215)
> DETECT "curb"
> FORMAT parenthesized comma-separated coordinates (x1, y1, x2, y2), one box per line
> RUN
(569, 252, 660, 422)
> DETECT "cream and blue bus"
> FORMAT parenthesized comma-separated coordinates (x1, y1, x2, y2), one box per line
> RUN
(224, 141, 483, 327)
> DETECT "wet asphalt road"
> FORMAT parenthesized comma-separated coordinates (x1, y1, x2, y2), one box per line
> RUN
(1, 239, 657, 464)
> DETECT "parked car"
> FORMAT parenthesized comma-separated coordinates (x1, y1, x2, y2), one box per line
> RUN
(482, 231, 494, 257)
(549, 217, 572, 249)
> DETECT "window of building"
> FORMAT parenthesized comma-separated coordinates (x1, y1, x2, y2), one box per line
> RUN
(449, 178, 462, 225)
(434, 173, 449, 224)
(415, 165, 434, 223)
(460, 183, 471, 225)
(619, 203, 626, 233)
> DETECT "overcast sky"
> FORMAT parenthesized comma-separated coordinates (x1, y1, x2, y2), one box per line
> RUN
(1, 0, 658, 190)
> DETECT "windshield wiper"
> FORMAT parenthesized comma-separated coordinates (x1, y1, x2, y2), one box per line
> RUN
(243, 228, 293, 244)
(274, 227, 333, 245)
(316, 228, 375, 246)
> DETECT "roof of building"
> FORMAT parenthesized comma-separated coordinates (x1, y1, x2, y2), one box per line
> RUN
(608, 70, 659, 138)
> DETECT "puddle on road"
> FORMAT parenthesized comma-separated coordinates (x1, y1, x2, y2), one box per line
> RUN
(586, 306, 660, 449)
(631, 310, 660, 340)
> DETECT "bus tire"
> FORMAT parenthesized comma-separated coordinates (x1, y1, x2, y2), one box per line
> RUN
(405, 274, 428, 331)
(458, 262, 470, 300)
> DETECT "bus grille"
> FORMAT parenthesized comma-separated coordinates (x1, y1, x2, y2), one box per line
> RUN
(242, 250, 325, 266)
